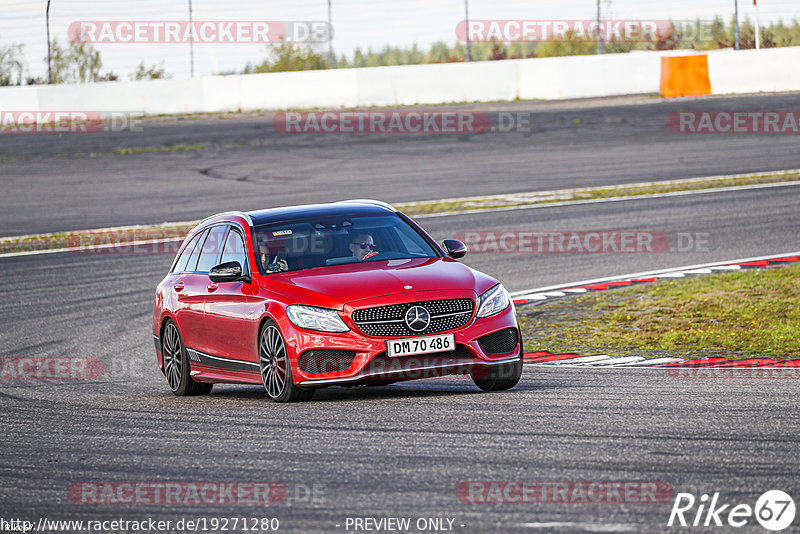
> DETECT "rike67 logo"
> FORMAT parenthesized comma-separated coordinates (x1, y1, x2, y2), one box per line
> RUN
(668, 490, 795, 531)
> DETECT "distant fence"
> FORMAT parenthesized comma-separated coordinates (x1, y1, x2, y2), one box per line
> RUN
(1, 47, 798, 116)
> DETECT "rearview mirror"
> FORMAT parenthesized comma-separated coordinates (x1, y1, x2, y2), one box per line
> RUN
(442, 239, 467, 259)
(209, 261, 249, 283)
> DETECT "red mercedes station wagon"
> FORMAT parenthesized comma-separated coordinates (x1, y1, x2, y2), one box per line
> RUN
(152, 200, 522, 402)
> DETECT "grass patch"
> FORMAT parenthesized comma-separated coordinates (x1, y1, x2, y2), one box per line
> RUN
(0, 223, 197, 255)
(3, 169, 799, 254)
(115, 144, 204, 155)
(396, 170, 800, 217)
(518, 263, 800, 359)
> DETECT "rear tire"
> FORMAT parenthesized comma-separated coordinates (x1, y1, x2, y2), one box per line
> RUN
(471, 338, 523, 392)
(259, 320, 315, 403)
(161, 320, 213, 396)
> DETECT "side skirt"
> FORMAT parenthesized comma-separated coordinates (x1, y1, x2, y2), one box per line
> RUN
(186, 348, 262, 385)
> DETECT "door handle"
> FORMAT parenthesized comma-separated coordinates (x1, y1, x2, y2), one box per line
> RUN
(207, 283, 218, 292)
(173, 282, 184, 291)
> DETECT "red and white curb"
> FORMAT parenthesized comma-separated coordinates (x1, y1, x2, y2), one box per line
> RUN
(511, 251, 800, 305)
(521, 351, 800, 369)
(514, 251, 800, 368)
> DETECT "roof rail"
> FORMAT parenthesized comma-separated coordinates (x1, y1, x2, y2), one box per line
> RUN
(197, 211, 254, 226)
(337, 199, 397, 212)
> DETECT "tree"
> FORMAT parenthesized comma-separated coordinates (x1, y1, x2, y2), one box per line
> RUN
(0, 42, 25, 86)
(537, 32, 597, 58)
(256, 42, 327, 73)
(229, 15, 800, 75)
(46, 37, 104, 83)
(131, 61, 171, 80)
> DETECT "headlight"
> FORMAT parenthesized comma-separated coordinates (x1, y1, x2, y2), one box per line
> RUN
(476, 284, 511, 318)
(286, 305, 350, 333)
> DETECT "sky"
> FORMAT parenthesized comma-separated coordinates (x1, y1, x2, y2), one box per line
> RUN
(1, 0, 798, 81)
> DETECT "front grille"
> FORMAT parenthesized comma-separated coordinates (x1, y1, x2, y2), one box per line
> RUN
(364, 345, 475, 375)
(478, 328, 519, 355)
(352, 298, 474, 337)
(298, 349, 357, 374)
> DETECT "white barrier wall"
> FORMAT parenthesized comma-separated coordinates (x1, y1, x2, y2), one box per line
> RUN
(708, 46, 800, 95)
(516, 52, 663, 100)
(2, 47, 799, 116)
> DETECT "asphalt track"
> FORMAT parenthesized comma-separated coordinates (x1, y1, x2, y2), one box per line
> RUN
(2, 185, 800, 532)
(3, 92, 800, 236)
(2, 95, 800, 533)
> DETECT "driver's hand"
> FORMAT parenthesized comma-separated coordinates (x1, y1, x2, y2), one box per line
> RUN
(263, 254, 288, 272)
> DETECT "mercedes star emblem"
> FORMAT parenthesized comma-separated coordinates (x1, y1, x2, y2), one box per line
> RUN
(404, 306, 431, 332)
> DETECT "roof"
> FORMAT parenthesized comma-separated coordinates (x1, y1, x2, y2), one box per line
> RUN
(245, 200, 396, 226)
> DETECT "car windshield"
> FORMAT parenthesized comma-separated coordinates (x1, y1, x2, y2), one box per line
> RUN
(253, 213, 439, 274)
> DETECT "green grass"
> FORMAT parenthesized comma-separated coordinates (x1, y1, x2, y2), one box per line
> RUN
(115, 144, 204, 155)
(518, 263, 800, 359)
(2, 169, 798, 254)
(0, 224, 197, 255)
(396, 171, 800, 217)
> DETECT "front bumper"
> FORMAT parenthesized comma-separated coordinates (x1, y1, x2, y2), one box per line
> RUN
(283, 303, 520, 387)
(296, 353, 519, 386)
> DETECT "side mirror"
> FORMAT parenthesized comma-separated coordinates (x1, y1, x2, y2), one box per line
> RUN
(442, 239, 467, 259)
(209, 261, 249, 283)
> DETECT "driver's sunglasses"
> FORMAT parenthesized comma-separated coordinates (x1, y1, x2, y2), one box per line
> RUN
(351, 242, 375, 250)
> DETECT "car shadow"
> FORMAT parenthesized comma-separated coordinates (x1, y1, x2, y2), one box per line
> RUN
(202, 375, 557, 403)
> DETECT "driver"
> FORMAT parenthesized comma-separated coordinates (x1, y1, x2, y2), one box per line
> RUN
(259, 242, 289, 273)
(348, 232, 379, 261)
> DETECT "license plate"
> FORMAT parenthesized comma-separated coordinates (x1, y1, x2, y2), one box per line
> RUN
(386, 333, 455, 357)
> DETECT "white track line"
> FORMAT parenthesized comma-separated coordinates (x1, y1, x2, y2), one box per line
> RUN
(0, 237, 184, 259)
(657, 272, 686, 278)
(404, 168, 800, 206)
(585, 356, 646, 366)
(613, 357, 685, 367)
(4, 175, 799, 259)
(540, 355, 611, 366)
(416, 180, 800, 219)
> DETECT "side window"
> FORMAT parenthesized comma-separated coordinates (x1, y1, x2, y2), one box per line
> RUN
(173, 232, 203, 273)
(220, 228, 248, 273)
(184, 229, 209, 272)
(195, 226, 228, 273)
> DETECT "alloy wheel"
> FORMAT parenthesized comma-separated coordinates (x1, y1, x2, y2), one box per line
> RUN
(260, 325, 288, 399)
(162, 322, 183, 391)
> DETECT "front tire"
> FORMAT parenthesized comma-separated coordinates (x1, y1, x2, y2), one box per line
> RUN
(161, 320, 213, 396)
(259, 320, 314, 403)
(470, 338, 523, 392)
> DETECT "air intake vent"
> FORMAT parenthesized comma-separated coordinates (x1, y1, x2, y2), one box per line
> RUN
(477, 328, 519, 355)
(298, 350, 357, 374)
